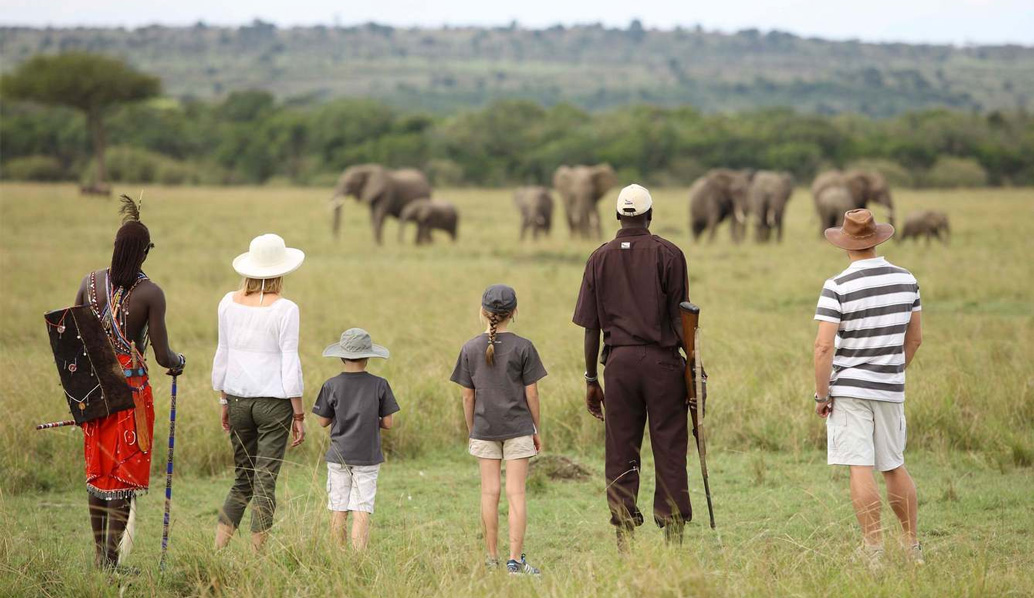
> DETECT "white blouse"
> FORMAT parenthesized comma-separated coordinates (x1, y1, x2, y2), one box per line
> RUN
(211, 292, 304, 399)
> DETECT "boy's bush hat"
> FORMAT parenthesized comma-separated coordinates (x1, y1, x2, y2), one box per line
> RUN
(323, 328, 389, 360)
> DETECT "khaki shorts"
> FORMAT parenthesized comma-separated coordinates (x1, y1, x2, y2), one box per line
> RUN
(468, 435, 537, 460)
(827, 398, 906, 472)
(326, 462, 380, 513)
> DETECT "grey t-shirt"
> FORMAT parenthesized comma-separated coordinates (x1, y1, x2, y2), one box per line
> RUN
(450, 333, 547, 441)
(312, 372, 401, 466)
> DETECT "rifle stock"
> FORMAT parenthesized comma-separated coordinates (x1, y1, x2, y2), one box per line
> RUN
(679, 301, 715, 530)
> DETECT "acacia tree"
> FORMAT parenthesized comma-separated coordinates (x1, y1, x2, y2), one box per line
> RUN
(1, 52, 160, 187)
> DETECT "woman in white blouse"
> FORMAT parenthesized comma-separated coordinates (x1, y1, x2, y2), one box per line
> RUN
(212, 234, 306, 550)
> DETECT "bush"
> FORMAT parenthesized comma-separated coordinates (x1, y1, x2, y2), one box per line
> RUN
(921, 157, 989, 188)
(847, 158, 914, 188)
(82, 146, 196, 185)
(2, 155, 68, 181)
(425, 159, 465, 187)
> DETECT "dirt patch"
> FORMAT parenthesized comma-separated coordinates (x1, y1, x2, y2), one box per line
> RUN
(529, 454, 592, 481)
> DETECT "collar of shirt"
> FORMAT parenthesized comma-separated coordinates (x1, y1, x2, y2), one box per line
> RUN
(846, 256, 888, 269)
(615, 228, 651, 238)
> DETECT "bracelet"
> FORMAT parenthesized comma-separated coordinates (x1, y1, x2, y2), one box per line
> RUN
(814, 393, 831, 403)
(584, 372, 598, 383)
(293, 413, 305, 422)
(218, 397, 228, 406)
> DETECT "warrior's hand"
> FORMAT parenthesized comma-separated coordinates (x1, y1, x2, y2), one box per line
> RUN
(166, 353, 186, 376)
(586, 381, 605, 421)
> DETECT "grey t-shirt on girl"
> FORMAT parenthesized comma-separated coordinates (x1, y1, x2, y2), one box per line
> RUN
(450, 332, 547, 441)
(312, 372, 401, 466)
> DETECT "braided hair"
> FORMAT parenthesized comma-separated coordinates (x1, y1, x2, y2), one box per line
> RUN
(110, 195, 152, 289)
(483, 308, 513, 366)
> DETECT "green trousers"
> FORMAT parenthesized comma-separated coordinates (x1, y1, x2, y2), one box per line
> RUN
(218, 396, 294, 533)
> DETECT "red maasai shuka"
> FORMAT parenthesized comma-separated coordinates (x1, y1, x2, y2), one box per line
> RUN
(82, 353, 154, 499)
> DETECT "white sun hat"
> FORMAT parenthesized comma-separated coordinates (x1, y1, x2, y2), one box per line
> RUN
(616, 183, 653, 216)
(232, 234, 305, 279)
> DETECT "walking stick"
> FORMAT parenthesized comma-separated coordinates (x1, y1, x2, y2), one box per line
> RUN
(35, 420, 77, 430)
(680, 302, 716, 530)
(159, 374, 177, 572)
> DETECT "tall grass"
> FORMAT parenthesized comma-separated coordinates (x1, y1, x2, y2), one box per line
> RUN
(1, 183, 1032, 494)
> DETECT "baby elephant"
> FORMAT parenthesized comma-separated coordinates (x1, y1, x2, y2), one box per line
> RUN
(514, 186, 554, 240)
(900, 210, 950, 245)
(398, 199, 459, 245)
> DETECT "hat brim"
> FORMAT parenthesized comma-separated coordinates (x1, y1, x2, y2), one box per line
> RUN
(824, 223, 895, 250)
(233, 248, 305, 279)
(322, 342, 390, 360)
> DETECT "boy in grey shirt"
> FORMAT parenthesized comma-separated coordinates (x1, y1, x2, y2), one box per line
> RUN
(313, 328, 400, 551)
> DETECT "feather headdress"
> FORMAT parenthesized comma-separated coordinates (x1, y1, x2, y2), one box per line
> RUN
(118, 194, 142, 224)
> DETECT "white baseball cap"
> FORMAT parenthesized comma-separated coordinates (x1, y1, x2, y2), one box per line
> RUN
(616, 184, 653, 217)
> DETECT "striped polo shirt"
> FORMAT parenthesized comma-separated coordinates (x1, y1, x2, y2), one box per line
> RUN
(814, 257, 921, 403)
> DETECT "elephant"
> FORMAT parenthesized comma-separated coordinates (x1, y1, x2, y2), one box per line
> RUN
(553, 164, 619, 239)
(688, 169, 753, 243)
(397, 198, 459, 245)
(513, 186, 554, 240)
(899, 210, 949, 245)
(330, 164, 432, 244)
(811, 169, 895, 237)
(748, 170, 795, 243)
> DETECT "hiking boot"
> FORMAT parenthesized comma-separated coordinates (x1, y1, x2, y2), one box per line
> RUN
(506, 553, 540, 576)
(908, 543, 925, 565)
(854, 544, 884, 573)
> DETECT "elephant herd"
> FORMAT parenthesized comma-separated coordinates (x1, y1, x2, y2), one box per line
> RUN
(328, 162, 947, 247)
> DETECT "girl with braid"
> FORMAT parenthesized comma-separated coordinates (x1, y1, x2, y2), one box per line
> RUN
(451, 284, 547, 575)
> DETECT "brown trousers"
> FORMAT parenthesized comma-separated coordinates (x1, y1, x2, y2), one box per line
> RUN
(604, 344, 692, 528)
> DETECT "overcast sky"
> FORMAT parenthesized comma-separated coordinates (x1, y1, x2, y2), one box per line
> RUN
(1, 0, 1031, 46)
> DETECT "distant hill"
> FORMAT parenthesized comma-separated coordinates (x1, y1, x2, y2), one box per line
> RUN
(2, 21, 1033, 116)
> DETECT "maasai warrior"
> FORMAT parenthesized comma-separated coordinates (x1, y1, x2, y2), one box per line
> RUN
(73, 196, 185, 569)
(573, 184, 693, 549)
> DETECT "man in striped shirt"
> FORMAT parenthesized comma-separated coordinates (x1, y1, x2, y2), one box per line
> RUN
(813, 209, 924, 565)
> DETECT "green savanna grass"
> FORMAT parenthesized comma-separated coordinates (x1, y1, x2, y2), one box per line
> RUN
(1, 182, 1032, 596)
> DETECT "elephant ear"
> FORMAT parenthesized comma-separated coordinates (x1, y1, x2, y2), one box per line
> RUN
(362, 166, 389, 204)
(845, 171, 872, 206)
(553, 166, 573, 193)
(591, 164, 618, 197)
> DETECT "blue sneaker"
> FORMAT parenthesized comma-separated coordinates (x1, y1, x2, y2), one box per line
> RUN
(506, 554, 540, 576)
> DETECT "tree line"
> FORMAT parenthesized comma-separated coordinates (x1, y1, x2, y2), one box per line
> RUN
(2, 59, 1032, 189)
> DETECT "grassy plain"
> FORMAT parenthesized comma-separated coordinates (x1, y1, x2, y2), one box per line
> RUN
(1, 183, 1032, 596)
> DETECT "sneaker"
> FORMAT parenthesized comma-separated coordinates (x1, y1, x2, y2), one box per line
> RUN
(485, 556, 501, 570)
(854, 544, 884, 573)
(909, 543, 925, 565)
(506, 554, 541, 576)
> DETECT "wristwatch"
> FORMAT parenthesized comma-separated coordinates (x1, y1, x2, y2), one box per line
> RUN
(218, 397, 228, 406)
(814, 393, 831, 403)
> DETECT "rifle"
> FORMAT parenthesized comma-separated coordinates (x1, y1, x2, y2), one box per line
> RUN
(680, 301, 715, 529)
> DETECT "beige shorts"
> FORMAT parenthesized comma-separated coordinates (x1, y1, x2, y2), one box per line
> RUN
(326, 462, 380, 513)
(827, 398, 906, 472)
(468, 435, 538, 460)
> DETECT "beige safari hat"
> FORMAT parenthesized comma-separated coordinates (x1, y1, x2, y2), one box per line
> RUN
(323, 328, 390, 360)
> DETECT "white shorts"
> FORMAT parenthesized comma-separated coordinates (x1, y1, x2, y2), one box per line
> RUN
(326, 462, 380, 513)
(827, 398, 907, 472)
(468, 435, 537, 460)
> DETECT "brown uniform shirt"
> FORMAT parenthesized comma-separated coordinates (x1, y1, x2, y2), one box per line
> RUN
(573, 228, 689, 349)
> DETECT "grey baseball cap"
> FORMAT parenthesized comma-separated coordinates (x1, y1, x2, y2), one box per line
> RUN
(323, 328, 390, 360)
(482, 284, 517, 314)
